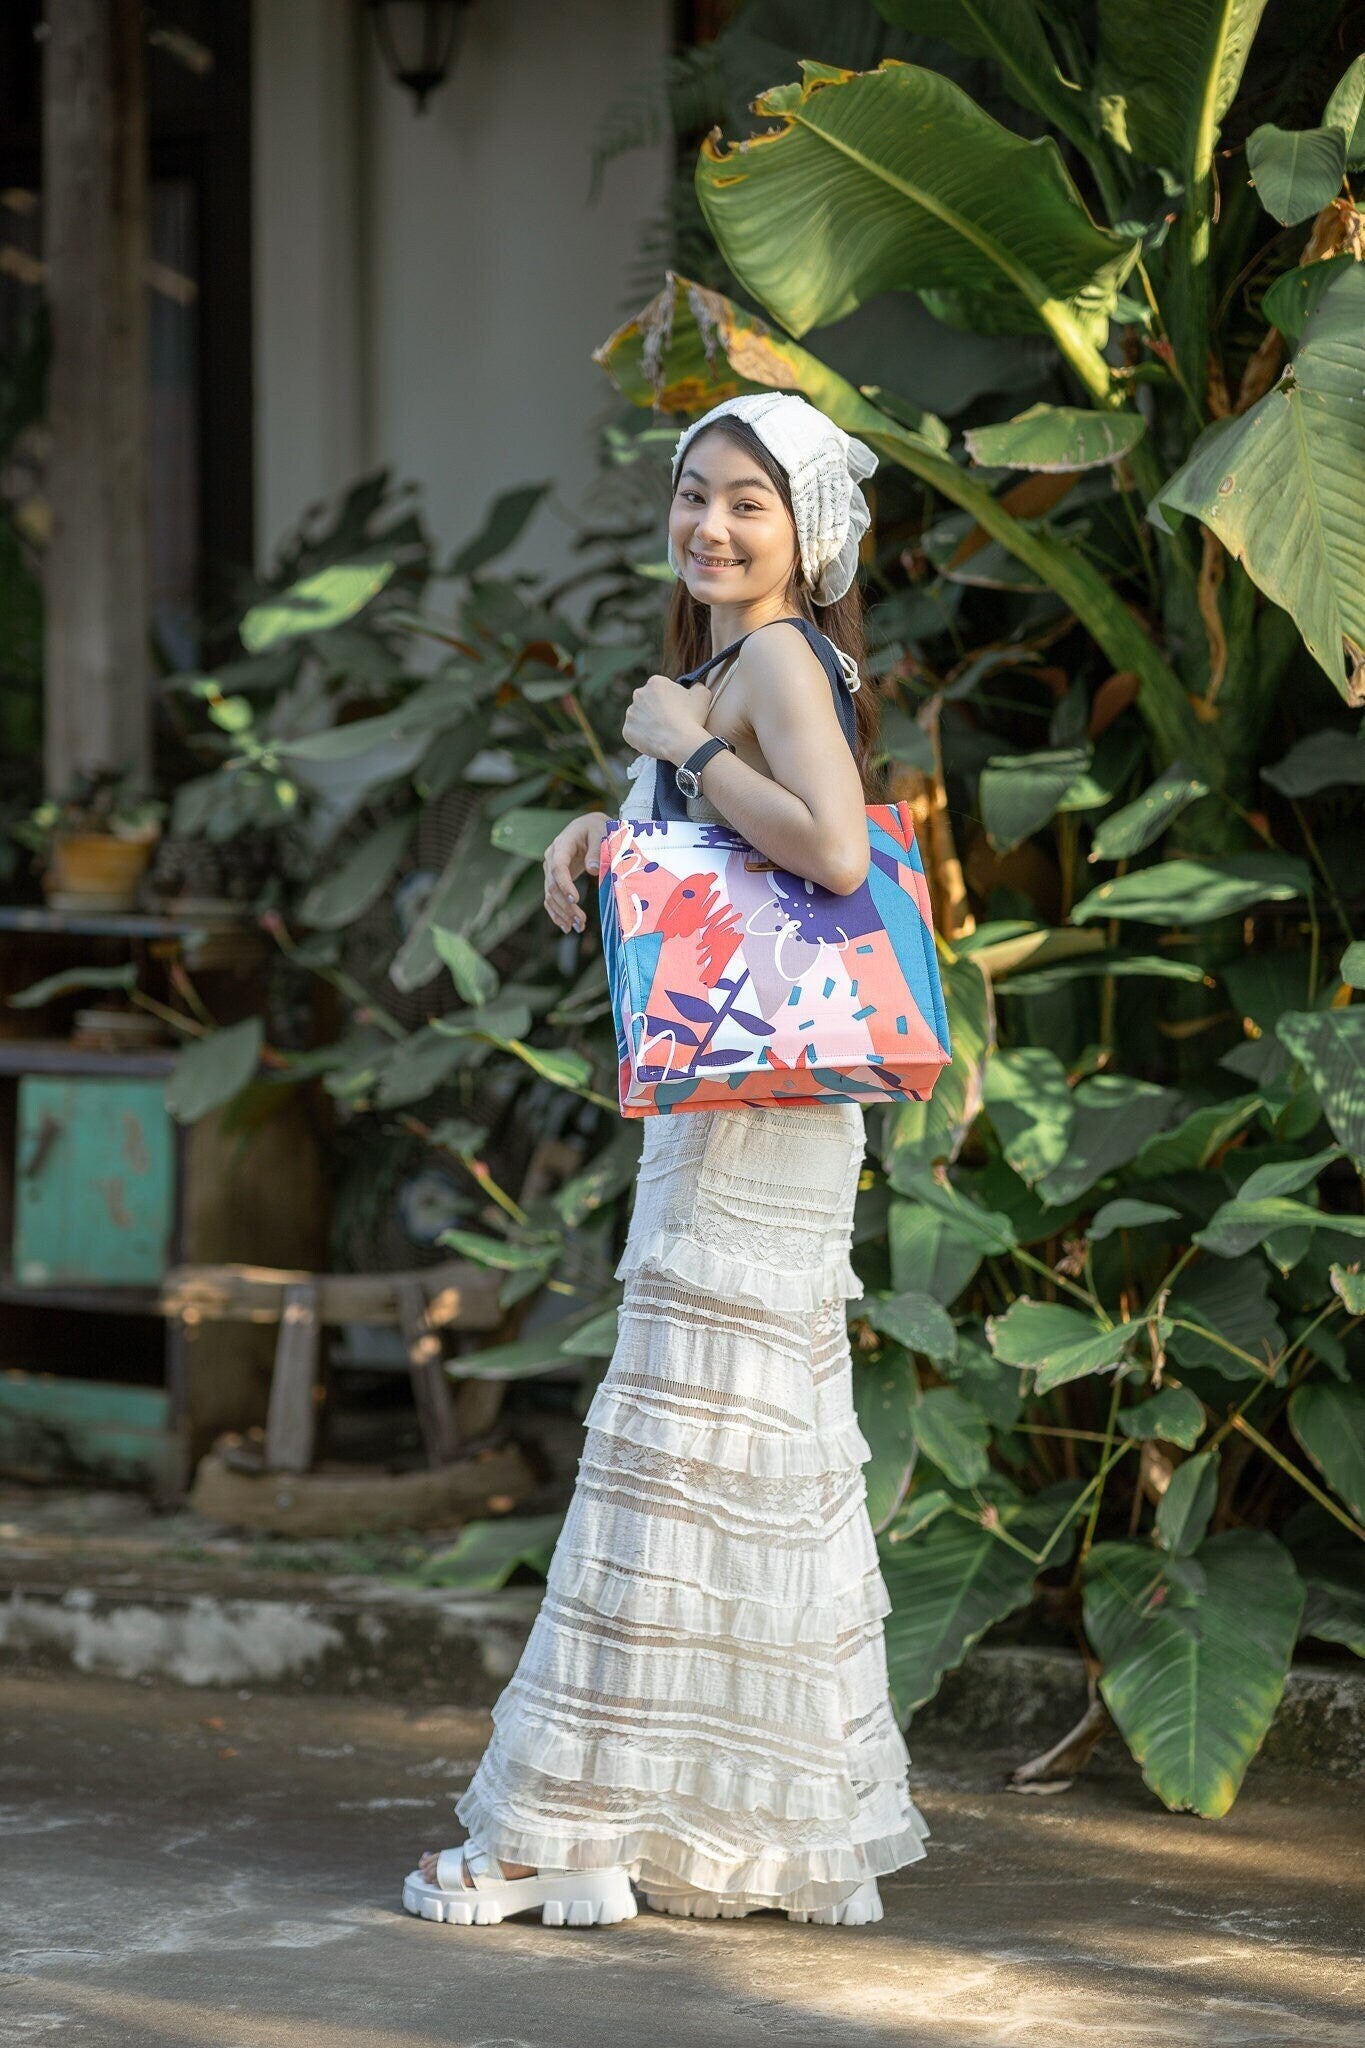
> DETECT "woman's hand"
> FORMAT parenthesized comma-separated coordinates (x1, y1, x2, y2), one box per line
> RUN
(543, 810, 609, 934)
(621, 674, 709, 769)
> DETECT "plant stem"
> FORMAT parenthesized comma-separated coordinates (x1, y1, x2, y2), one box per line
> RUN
(1290, 797, 1354, 946)
(1011, 1243, 1104, 1314)
(1160, 1315, 1275, 1378)
(129, 991, 206, 1037)
(1073, 1370, 1126, 1582)
(1231, 1414, 1365, 1543)
(561, 691, 615, 792)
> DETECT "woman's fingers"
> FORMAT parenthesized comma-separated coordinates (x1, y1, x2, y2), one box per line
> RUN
(543, 830, 586, 933)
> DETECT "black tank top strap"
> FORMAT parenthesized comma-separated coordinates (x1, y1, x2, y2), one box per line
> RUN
(653, 615, 859, 821)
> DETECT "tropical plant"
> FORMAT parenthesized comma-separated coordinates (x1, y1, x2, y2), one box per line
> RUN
(584, 2, 1365, 1817)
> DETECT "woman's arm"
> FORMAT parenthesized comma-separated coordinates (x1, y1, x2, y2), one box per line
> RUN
(623, 628, 869, 894)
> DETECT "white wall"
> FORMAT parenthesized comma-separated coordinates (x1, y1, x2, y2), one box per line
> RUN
(253, 0, 671, 583)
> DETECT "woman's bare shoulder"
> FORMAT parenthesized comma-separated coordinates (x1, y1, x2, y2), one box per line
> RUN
(732, 618, 830, 701)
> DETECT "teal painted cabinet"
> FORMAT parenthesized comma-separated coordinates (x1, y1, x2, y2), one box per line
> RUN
(14, 1076, 175, 1287)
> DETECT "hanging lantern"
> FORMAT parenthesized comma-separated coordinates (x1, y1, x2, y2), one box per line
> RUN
(366, 0, 473, 114)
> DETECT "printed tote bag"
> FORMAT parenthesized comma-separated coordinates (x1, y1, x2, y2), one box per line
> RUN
(598, 803, 952, 1117)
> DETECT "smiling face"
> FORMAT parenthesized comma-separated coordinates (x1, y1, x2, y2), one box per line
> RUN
(668, 428, 801, 607)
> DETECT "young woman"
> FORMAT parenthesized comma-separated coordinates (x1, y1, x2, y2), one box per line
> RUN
(403, 391, 931, 1930)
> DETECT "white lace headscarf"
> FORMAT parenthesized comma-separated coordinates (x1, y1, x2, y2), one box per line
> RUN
(666, 392, 878, 613)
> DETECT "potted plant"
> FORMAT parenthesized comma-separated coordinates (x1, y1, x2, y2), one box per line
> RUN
(15, 769, 166, 912)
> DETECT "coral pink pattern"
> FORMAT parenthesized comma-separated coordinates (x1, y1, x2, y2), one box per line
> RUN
(599, 803, 951, 1117)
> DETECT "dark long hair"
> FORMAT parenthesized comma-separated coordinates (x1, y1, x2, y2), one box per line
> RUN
(661, 417, 883, 800)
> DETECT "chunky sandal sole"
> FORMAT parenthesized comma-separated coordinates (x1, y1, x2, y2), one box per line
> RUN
(402, 1866, 637, 1928)
(642, 1891, 755, 1920)
(644, 1879, 882, 1926)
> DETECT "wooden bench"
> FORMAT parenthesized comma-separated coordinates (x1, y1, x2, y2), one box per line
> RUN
(161, 1256, 504, 1475)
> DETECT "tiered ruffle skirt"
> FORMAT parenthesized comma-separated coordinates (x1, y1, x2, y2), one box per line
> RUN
(454, 1099, 931, 1911)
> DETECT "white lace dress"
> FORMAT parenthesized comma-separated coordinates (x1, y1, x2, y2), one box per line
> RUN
(452, 753, 931, 1910)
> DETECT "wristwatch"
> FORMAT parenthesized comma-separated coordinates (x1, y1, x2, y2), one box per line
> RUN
(674, 734, 735, 801)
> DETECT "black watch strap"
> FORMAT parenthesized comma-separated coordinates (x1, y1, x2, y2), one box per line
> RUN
(675, 734, 734, 798)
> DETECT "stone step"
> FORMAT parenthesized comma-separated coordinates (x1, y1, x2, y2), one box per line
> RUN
(1, 1551, 1360, 1779)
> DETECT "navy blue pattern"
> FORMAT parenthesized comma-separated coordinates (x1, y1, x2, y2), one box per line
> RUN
(651, 615, 858, 822)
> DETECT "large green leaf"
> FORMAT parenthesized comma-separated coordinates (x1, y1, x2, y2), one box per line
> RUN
(432, 927, 500, 1007)
(552, 1124, 642, 1229)
(1094, 0, 1269, 179)
(995, 954, 1209, 997)
(1166, 1254, 1284, 1380)
(557, 1304, 621, 1358)
(1261, 728, 1365, 798)
(1071, 852, 1310, 925)
(1325, 55, 1365, 163)
(1155, 1450, 1219, 1555)
(887, 1195, 983, 1305)
(298, 814, 415, 931)
(165, 1018, 262, 1125)
(854, 1347, 919, 1532)
(1154, 265, 1365, 705)
(414, 1512, 564, 1590)
(1088, 1198, 1182, 1241)
(1247, 123, 1346, 226)
(884, 1163, 1017, 1256)
(863, 1290, 958, 1360)
(445, 1301, 611, 1380)
(1084, 1530, 1303, 1817)
(1288, 1384, 1365, 1521)
(1275, 1009, 1365, 1167)
(982, 1046, 1074, 1184)
(881, 1486, 1081, 1716)
(979, 745, 1093, 852)
(367, 1027, 483, 1111)
(490, 807, 582, 860)
(1300, 1570, 1365, 1656)
(1195, 1194, 1365, 1260)
(240, 559, 397, 654)
(873, 0, 1100, 158)
(885, 951, 994, 1173)
(1285, 1509, 1365, 1655)
(8, 963, 136, 1010)
(274, 676, 477, 773)
(1131, 1093, 1262, 1176)
(912, 1386, 990, 1487)
(965, 404, 1146, 473)
(1036, 1074, 1182, 1207)
(390, 836, 528, 994)
(1330, 1261, 1365, 1313)
(1261, 255, 1356, 348)
(1118, 1385, 1205, 1448)
(987, 1296, 1138, 1394)
(446, 482, 552, 578)
(1088, 763, 1211, 862)
(696, 61, 1137, 392)
(1246, 57, 1365, 225)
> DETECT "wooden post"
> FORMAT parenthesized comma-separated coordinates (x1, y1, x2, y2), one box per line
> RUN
(264, 1281, 321, 1474)
(394, 1277, 461, 1468)
(41, 0, 152, 794)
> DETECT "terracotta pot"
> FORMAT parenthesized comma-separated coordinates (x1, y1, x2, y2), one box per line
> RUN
(44, 831, 158, 913)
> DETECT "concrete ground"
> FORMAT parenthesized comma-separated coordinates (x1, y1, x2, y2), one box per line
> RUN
(0, 1671, 1361, 2048)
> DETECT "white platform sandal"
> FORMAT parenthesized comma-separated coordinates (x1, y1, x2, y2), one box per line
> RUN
(787, 1878, 883, 1926)
(643, 1877, 882, 1925)
(402, 1841, 637, 1927)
